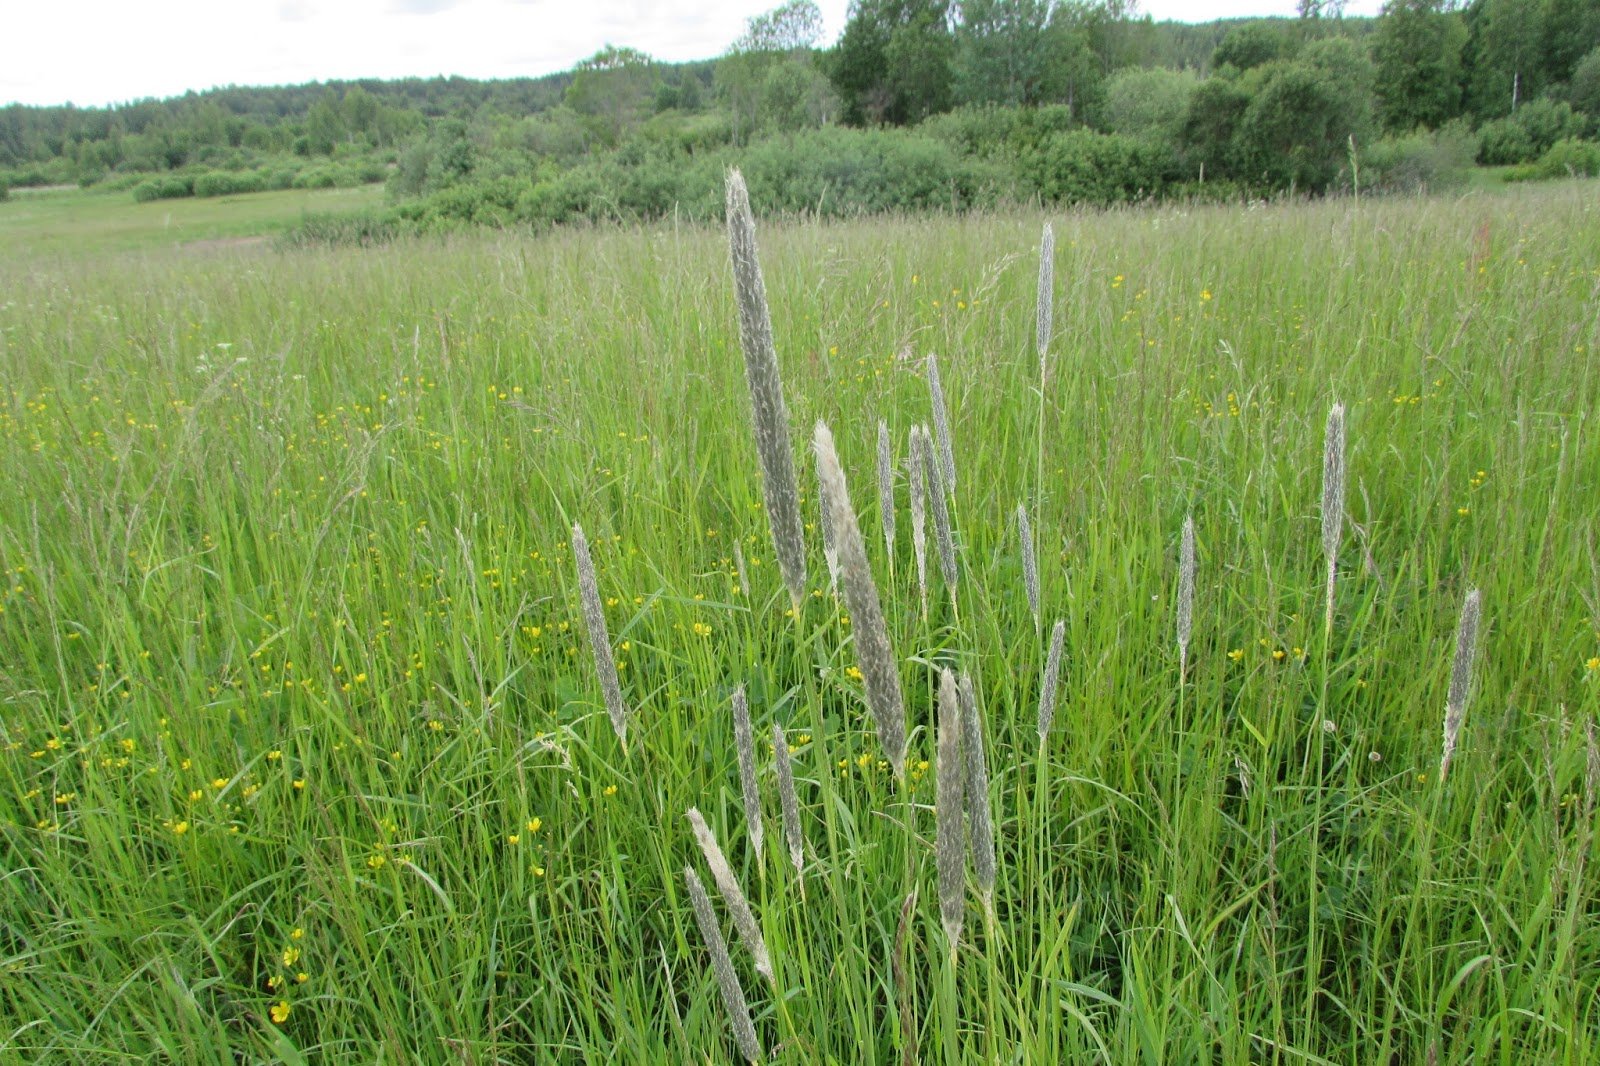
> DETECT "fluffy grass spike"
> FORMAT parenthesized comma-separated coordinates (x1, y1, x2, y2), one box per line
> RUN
(814, 420, 907, 779)
(936, 668, 966, 959)
(684, 867, 764, 1064)
(927, 354, 956, 496)
(1019, 502, 1039, 631)
(686, 807, 773, 983)
(1439, 587, 1482, 783)
(1321, 402, 1346, 638)
(877, 419, 895, 561)
(1037, 221, 1055, 371)
(1177, 513, 1195, 674)
(908, 425, 930, 618)
(725, 169, 807, 612)
(731, 684, 763, 860)
(957, 672, 996, 908)
(921, 423, 958, 593)
(772, 723, 804, 881)
(1038, 619, 1066, 742)
(572, 523, 629, 750)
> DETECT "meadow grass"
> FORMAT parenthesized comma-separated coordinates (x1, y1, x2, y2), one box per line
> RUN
(1, 180, 1598, 1063)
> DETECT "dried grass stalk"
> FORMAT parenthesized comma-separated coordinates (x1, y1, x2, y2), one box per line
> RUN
(1038, 619, 1066, 742)
(1439, 588, 1482, 782)
(936, 669, 966, 958)
(572, 523, 629, 749)
(772, 723, 804, 879)
(733, 540, 749, 599)
(686, 807, 773, 983)
(814, 421, 907, 778)
(684, 867, 764, 1064)
(732, 685, 763, 858)
(726, 169, 806, 611)
(958, 672, 995, 907)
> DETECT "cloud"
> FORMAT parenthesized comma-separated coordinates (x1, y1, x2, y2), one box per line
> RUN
(389, 0, 461, 13)
(276, 1, 312, 21)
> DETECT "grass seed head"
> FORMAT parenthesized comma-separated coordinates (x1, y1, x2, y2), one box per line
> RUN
(1177, 513, 1195, 666)
(908, 425, 930, 616)
(958, 672, 996, 904)
(877, 419, 895, 561)
(732, 684, 763, 859)
(684, 866, 764, 1064)
(772, 722, 804, 880)
(926, 354, 956, 495)
(686, 807, 773, 983)
(571, 523, 628, 749)
(1018, 502, 1039, 630)
(1439, 587, 1482, 782)
(725, 169, 807, 612)
(1037, 221, 1055, 369)
(814, 420, 907, 778)
(936, 668, 966, 957)
(921, 423, 958, 592)
(1038, 619, 1066, 742)
(1322, 402, 1346, 634)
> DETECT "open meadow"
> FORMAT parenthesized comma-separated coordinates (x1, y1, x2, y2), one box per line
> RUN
(1, 180, 1598, 1063)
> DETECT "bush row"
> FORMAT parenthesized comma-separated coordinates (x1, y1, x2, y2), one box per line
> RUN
(130, 161, 387, 203)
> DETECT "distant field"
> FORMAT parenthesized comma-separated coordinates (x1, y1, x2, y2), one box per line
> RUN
(1, 181, 1597, 1063)
(0, 183, 385, 257)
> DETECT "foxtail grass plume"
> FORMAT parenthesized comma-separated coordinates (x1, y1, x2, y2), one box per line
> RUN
(684, 867, 764, 1064)
(1321, 402, 1346, 637)
(814, 421, 907, 778)
(817, 457, 839, 591)
(920, 424, 959, 592)
(908, 426, 930, 617)
(1177, 514, 1195, 674)
(686, 807, 773, 983)
(571, 524, 629, 750)
(1439, 587, 1482, 782)
(957, 672, 996, 908)
(731, 685, 763, 859)
(927, 355, 956, 496)
(936, 669, 966, 959)
(726, 169, 807, 612)
(1037, 221, 1055, 371)
(772, 723, 804, 880)
(1038, 619, 1066, 742)
(877, 419, 895, 560)
(1018, 503, 1039, 631)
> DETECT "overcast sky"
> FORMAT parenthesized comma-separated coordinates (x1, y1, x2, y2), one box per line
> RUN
(3, 1, 1385, 109)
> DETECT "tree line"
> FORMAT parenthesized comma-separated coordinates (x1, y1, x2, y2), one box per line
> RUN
(3, 1, 1598, 221)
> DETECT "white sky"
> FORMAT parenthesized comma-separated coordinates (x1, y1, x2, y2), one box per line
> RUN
(3, 1, 1384, 109)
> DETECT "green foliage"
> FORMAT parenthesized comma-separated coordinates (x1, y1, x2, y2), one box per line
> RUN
(1524, 135, 1600, 177)
(566, 46, 658, 148)
(1101, 67, 1198, 141)
(1359, 121, 1477, 191)
(1571, 45, 1600, 117)
(277, 208, 399, 248)
(131, 174, 194, 202)
(1477, 97, 1591, 163)
(1019, 128, 1178, 203)
(1374, 0, 1468, 132)
(1213, 21, 1296, 71)
(831, 0, 956, 125)
(952, 0, 1058, 107)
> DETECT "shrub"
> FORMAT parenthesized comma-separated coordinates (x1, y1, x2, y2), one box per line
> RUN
(131, 175, 194, 202)
(1477, 117, 1535, 164)
(278, 210, 401, 249)
(1535, 138, 1600, 178)
(1361, 124, 1476, 193)
(1020, 130, 1178, 206)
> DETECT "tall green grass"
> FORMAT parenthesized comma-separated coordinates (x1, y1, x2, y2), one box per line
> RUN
(1, 182, 1598, 1062)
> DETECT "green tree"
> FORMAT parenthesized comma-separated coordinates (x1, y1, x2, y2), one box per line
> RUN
(565, 46, 657, 148)
(1101, 67, 1197, 141)
(830, 0, 955, 125)
(952, 0, 1056, 107)
(1571, 44, 1600, 116)
(1237, 44, 1374, 190)
(1464, 0, 1547, 118)
(1213, 22, 1293, 71)
(305, 90, 346, 155)
(1374, 0, 1468, 131)
(1541, 0, 1600, 86)
(718, 1, 824, 143)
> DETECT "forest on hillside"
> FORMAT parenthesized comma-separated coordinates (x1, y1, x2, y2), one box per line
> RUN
(3, 0, 1598, 231)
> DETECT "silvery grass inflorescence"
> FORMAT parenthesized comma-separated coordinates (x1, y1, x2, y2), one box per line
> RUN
(919, 423, 958, 593)
(772, 722, 804, 881)
(936, 669, 966, 960)
(877, 419, 895, 561)
(1018, 502, 1039, 631)
(1322, 402, 1346, 638)
(1037, 221, 1055, 372)
(908, 425, 930, 617)
(927, 354, 956, 496)
(1177, 513, 1195, 674)
(957, 672, 996, 910)
(683, 867, 764, 1064)
(725, 169, 806, 612)
(1038, 619, 1066, 742)
(686, 807, 773, 983)
(814, 421, 907, 779)
(731, 685, 763, 859)
(571, 523, 629, 750)
(1439, 587, 1483, 783)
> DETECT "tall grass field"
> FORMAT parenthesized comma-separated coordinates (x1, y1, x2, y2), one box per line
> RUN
(1, 180, 1598, 1063)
